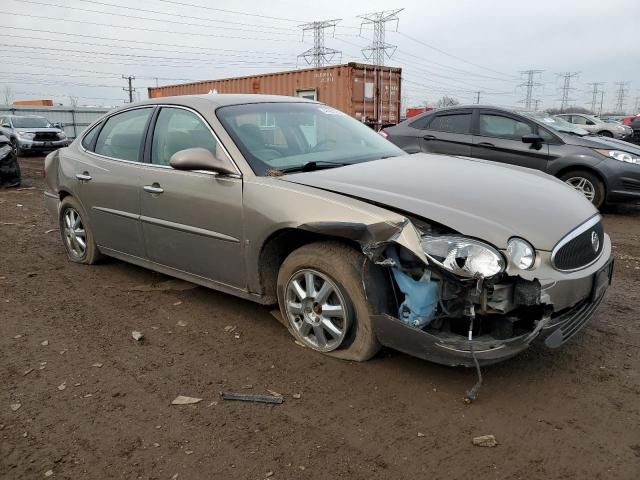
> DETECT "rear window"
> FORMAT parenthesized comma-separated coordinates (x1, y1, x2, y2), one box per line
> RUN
(81, 123, 101, 151)
(427, 113, 472, 134)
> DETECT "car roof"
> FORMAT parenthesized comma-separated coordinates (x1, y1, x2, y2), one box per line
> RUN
(117, 94, 317, 111)
(7, 114, 47, 118)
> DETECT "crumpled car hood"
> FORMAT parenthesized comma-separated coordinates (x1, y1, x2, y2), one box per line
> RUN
(280, 153, 598, 250)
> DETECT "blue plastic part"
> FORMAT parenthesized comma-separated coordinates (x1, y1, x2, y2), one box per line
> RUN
(387, 248, 439, 329)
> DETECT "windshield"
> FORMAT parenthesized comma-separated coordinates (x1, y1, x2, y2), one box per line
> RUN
(11, 116, 51, 128)
(216, 102, 405, 176)
(519, 111, 589, 136)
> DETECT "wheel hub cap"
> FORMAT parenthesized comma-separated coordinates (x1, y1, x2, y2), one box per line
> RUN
(62, 207, 87, 258)
(565, 176, 595, 202)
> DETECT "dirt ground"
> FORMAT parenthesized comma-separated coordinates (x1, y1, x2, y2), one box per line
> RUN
(1, 156, 639, 480)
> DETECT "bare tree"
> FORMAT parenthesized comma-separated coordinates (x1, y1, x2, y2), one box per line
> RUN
(68, 96, 79, 107)
(434, 96, 460, 108)
(545, 106, 592, 115)
(2, 86, 14, 105)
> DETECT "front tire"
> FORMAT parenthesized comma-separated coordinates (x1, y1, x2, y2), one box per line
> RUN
(59, 196, 102, 264)
(598, 130, 613, 138)
(10, 138, 23, 157)
(559, 169, 605, 208)
(277, 241, 381, 362)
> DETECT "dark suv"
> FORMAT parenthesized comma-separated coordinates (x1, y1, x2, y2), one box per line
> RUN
(0, 115, 69, 156)
(383, 106, 640, 208)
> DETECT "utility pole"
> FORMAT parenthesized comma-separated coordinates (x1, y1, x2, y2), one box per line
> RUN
(358, 9, 403, 66)
(614, 81, 630, 114)
(298, 19, 342, 68)
(634, 95, 640, 113)
(122, 75, 136, 103)
(533, 99, 542, 112)
(599, 90, 605, 116)
(557, 72, 579, 112)
(475, 91, 481, 104)
(518, 70, 543, 111)
(586, 82, 604, 113)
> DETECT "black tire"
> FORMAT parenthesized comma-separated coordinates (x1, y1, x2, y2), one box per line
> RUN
(277, 241, 382, 362)
(559, 169, 605, 209)
(58, 196, 102, 264)
(598, 130, 613, 138)
(10, 138, 22, 157)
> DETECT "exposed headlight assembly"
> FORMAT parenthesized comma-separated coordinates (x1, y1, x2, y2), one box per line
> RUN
(17, 132, 35, 140)
(506, 237, 536, 270)
(57, 132, 67, 139)
(595, 149, 640, 164)
(421, 236, 505, 279)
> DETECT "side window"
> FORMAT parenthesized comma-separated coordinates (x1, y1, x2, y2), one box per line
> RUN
(409, 115, 433, 130)
(151, 107, 225, 166)
(94, 108, 152, 162)
(81, 123, 101, 151)
(427, 113, 471, 134)
(538, 127, 556, 143)
(479, 114, 533, 140)
(571, 115, 588, 125)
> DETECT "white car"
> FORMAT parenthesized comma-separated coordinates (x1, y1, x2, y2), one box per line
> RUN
(556, 113, 633, 140)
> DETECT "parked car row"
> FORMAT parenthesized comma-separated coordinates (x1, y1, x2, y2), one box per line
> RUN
(41, 95, 613, 370)
(382, 106, 640, 208)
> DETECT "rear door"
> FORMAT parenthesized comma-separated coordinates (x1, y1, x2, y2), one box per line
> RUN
(138, 106, 245, 288)
(418, 109, 474, 156)
(471, 110, 549, 170)
(76, 107, 153, 258)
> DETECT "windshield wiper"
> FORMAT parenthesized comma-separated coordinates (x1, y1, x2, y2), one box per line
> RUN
(279, 161, 348, 173)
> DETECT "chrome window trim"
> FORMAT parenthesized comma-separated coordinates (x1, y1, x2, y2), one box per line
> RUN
(551, 214, 604, 272)
(79, 104, 242, 176)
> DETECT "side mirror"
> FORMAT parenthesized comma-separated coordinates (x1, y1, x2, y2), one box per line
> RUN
(52, 122, 64, 129)
(169, 147, 236, 175)
(522, 134, 543, 144)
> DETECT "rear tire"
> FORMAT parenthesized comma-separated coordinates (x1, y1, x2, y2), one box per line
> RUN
(559, 169, 605, 208)
(59, 196, 102, 264)
(277, 241, 382, 362)
(10, 138, 22, 157)
(598, 130, 613, 138)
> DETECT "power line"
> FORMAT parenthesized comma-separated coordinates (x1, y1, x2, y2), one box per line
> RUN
(518, 70, 543, 111)
(298, 19, 342, 67)
(122, 75, 135, 103)
(358, 9, 403, 66)
(557, 72, 579, 112)
(586, 82, 604, 113)
(614, 81, 631, 114)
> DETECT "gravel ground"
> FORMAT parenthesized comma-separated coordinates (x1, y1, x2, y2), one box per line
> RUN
(1, 157, 639, 479)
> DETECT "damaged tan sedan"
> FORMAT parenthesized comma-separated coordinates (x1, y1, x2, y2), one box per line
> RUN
(44, 95, 613, 370)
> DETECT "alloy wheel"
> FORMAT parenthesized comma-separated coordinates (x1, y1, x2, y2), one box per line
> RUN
(565, 176, 596, 202)
(284, 269, 349, 352)
(62, 207, 87, 258)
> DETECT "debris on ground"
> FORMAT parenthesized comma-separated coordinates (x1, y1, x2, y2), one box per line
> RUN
(13, 334, 22, 339)
(417, 432, 425, 437)
(176, 320, 188, 327)
(171, 395, 202, 405)
(224, 325, 236, 333)
(44, 470, 53, 477)
(265, 471, 274, 478)
(38, 362, 46, 370)
(131, 331, 144, 342)
(221, 392, 284, 405)
(91, 363, 103, 368)
(10, 403, 22, 412)
(40, 340, 49, 346)
(57, 382, 67, 391)
(292, 393, 301, 399)
(22, 368, 33, 377)
(44, 229, 56, 234)
(472, 434, 498, 447)
(128, 279, 197, 292)
(172, 301, 182, 306)
(185, 450, 193, 455)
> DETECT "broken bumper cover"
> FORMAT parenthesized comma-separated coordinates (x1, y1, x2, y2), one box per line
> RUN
(371, 258, 614, 367)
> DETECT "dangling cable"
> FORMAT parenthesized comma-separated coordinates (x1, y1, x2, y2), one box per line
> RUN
(464, 305, 483, 404)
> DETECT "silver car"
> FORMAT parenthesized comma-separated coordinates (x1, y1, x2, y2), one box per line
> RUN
(556, 113, 633, 140)
(43, 95, 613, 368)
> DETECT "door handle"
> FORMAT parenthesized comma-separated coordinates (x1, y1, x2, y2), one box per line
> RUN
(143, 183, 164, 194)
(75, 172, 92, 182)
(423, 134, 436, 140)
(476, 142, 494, 147)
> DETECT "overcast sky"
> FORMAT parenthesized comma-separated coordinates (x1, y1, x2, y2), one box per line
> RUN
(2, 0, 639, 112)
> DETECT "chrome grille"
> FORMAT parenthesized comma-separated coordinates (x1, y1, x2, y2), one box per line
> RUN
(35, 132, 58, 141)
(552, 216, 604, 271)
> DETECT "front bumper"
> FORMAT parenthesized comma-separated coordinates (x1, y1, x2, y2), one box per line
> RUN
(600, 158, 640, 203)
(371, 253, 613, 367)
(17, 138, 69, 152)
(44, 191, 59, 219)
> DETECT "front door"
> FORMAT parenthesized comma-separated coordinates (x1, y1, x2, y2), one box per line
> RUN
(139, 106, 245, 288)
(471, 111, 549, 170)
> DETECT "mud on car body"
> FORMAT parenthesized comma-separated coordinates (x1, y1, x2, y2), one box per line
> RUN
(42, 95, 613, 373)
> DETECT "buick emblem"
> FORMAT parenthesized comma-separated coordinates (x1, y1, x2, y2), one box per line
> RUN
(590, 231, 600, 252)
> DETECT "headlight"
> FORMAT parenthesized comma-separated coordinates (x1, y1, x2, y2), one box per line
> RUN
(421, 235, 505, 278)
(506, 238, 536, 270)
(17, 132, 35, 140)
(595, 149, 639, 164)
(57, 132, 66, 139)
